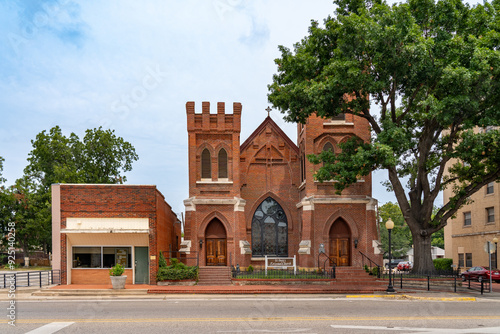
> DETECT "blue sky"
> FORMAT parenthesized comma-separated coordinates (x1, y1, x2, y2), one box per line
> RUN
(0, 0, 482, 216)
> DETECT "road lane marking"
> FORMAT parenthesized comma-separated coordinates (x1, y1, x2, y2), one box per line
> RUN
(25, 322, 74, 334)
(2, 315, 500, 324)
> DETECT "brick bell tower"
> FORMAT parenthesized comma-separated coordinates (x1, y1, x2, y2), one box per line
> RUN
(296, 113, 381, 268)
(183, 102, 246, 267)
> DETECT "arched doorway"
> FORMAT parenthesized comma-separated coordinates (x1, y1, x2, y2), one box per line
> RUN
(205, 218, 227, 266)
(329, 218, 351, 266)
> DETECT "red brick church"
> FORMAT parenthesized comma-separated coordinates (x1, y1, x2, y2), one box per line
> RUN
(182, 101, 381, 269)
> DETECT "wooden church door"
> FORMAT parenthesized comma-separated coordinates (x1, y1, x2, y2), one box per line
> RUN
(206, 239, 227, 266)
(329, 218, 351, 267)
(205, 219, 227, 266)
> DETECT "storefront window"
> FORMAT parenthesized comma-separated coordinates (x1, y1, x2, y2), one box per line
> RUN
(73, 246, 132, 268)
(73, 247, 101, 268)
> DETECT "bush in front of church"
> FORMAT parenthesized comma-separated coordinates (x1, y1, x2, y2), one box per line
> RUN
(156, 258, 198, 281)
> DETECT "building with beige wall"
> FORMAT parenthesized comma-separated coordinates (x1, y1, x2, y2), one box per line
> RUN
(444, 180, 499, 269)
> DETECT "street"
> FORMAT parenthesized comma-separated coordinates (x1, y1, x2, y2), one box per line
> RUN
(2, 296, 500, 333)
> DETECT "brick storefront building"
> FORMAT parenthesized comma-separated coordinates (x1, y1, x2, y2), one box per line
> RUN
(182, 102, 381, 269)
(52, 184, 181, 285)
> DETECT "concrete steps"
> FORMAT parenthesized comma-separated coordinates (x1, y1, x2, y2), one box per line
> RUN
(197, 266, 232, 286)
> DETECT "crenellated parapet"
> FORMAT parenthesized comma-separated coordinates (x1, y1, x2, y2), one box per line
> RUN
(186, 101, 241, 133)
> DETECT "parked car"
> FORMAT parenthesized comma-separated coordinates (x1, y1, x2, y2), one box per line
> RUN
(461, 266, 500, 283)
(385, 259, 403, 269)
(397, 261, 413, 271)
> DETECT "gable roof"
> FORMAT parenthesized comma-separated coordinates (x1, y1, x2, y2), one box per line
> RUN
(240, 116, 299, 154)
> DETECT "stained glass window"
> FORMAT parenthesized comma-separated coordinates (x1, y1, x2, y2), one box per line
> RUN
(251, 197, 288, 256)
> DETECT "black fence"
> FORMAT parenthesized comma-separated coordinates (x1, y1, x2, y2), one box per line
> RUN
(462, 277, 492, 295)
(232, 268, 335, 279)
(0, 270, 61, 289)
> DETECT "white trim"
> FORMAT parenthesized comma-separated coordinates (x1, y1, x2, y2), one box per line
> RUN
(183, 197, 246, 212)
(296, 196, 376, 211)
(196, 180, 233, 184)
(61, 229, 149, 234)
(323, 121, 354, 126)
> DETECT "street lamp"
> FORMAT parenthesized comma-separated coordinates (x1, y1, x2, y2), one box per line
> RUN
(386, 218, 395, 293)
(493, 237, 498, 270)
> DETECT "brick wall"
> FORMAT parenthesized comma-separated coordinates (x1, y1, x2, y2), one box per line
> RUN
(57, 184, 180, 285)
(185, 102, 380, 269)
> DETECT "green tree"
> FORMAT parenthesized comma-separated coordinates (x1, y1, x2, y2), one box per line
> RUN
(24, 126, 138, 191)
(379, 202, 412, 259)
(268, 0, 500, 272)
(0, 156, 6, 184)
(3, 126, 139, 257)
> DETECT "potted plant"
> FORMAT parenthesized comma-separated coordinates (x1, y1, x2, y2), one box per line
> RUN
(109, 264, 127, 289)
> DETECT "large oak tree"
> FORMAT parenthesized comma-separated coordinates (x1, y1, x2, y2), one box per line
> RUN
(268, 0, 500, 272)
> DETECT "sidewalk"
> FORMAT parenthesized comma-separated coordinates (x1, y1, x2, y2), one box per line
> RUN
(3, 283, 500, 301)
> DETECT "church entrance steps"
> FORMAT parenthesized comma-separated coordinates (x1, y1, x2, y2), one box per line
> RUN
(197, 266, 232, 286)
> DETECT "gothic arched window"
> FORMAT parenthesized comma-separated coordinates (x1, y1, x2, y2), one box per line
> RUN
(251, 197, 288, 257)
(218, 148, 228, 179)
(201, 148, 211, 179)
(323, 142, 334, 153)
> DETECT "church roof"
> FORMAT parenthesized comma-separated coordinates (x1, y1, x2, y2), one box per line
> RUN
(240, 116, 299, 154)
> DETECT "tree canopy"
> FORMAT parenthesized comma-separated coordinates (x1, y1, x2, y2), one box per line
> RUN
(379, 202, 412, 259)
(268, 0, 500, 272)
(0, 156, 5, 184)
(24, 126, 139, 191)
(0, 126, 139, 258)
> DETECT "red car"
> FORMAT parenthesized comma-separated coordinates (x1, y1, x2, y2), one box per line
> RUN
(397, 261, 412, 271)
(461, 266, 500, 283)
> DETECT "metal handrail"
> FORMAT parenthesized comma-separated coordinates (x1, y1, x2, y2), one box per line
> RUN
(359, 251, 382, 278)
(318, 252, 336, 278)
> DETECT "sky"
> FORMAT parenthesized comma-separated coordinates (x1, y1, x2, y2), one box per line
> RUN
(0, 0, 483, 217)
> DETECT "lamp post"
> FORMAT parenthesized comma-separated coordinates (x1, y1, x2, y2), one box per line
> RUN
(494, 237, 498, 270)
(386, 218, 395, 293)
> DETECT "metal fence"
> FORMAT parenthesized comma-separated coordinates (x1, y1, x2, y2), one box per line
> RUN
(0, 270, 60, 289)
(232, 268, 335, 279)
(380, 270, 461, 292)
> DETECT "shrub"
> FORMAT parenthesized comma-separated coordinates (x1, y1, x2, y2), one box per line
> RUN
(371, 266, 379, 276)
(157, 258, 198, 281)
(433, 258, 453, 271)
(158, 251, 168, 269)
(364, 265, 369, 273)
(247, 265, 254, 272)
(109, 264, 125, 276)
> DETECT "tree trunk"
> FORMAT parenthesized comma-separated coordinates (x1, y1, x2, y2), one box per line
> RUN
(412, 232, 435, 273)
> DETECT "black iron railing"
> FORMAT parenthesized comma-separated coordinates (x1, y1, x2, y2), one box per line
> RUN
(381, 270, 461, 292)
(0, 270, 60, 288)
(317, 252, 336, 279)
(232, 268, 335, 279)
(359, 251, 382, 278)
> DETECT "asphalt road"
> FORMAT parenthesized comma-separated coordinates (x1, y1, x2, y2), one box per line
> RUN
(2, 296, 500, 333)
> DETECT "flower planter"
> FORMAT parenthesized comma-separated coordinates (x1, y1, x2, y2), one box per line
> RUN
(110, 275, 127, 289)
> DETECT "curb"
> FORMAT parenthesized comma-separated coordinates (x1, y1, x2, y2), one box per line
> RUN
(346, 294, 476, 301)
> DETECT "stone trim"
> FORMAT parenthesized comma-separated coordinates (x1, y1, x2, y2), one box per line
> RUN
(298, 240, 311, 254)
(179, 240, 192, 254)
(239, 240, 252, 255)
(184, 197, 246, 212)
(296, 196, 376, 211)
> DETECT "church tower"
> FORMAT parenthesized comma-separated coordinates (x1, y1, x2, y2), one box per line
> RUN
(296, 113, 380, 267)
(184, 101, 245, 266)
